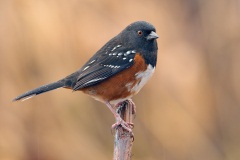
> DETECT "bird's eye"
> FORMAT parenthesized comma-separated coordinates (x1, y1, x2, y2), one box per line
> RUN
(137, 31, 143, 36)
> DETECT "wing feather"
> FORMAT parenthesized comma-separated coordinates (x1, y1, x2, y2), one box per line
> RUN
(73, 46, 136, 90)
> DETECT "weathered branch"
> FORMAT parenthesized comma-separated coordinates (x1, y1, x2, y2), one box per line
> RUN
(113, 100, 135, 160)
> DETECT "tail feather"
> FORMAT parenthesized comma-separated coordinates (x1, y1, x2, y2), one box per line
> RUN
(13, 81, 65, 101)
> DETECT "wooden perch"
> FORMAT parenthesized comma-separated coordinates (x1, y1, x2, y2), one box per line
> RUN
(113, 100, 135, 160)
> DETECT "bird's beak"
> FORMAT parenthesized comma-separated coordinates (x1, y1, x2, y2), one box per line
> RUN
(147, 31, 159, 40)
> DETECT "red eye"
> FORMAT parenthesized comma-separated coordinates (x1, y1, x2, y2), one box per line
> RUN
(137, 31, 142, 36)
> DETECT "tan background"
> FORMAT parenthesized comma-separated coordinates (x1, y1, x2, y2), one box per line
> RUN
(1, 0, 240, 160)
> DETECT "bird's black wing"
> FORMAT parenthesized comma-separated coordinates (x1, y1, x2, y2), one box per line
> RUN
(72, 44, 137, 90)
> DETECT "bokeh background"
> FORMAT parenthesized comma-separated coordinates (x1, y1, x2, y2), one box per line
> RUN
(1, 0, 240, 160)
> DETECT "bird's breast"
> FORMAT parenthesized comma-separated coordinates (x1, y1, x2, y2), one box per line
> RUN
(127, 64, 155, 94)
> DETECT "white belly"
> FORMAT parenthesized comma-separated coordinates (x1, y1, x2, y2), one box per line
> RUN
(109, 64, 155, 105)
(130, 64, 155, 94)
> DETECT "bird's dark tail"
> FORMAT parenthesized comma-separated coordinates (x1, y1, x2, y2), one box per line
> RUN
(13, 80, 65, 101)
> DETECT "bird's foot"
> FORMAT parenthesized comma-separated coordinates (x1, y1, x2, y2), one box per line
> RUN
(111, 116, 134, 137)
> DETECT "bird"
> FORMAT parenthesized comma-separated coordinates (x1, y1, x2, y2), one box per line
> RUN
(13, 21, 158, 133)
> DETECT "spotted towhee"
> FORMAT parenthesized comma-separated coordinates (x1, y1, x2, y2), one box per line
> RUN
(13, 21, 158, 133)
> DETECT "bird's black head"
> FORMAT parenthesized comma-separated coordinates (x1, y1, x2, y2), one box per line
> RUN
(118, 21, 158, 66)
(120, 21, 158, 52)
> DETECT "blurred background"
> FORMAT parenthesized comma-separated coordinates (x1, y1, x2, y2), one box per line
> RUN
(1, 0, 240, 160)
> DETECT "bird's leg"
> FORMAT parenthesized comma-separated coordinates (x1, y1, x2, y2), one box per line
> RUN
(116, 99, 136, 115)
(105, 102, 133, 134)
(126, 99, 136, 115)
(115, 99, 136, 128)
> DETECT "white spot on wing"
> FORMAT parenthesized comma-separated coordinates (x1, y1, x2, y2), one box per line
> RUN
(111, 47, 117, 51)
(111, 45, 121, 51)
(104, 64, 120, 68)
(84, 77, 106, 85)
(83, 66, 89, 71)
(129, 59, 133, 62)
(89, 60, 95, 64)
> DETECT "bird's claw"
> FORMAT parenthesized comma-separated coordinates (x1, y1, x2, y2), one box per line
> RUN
(111, 117, 134, 140)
